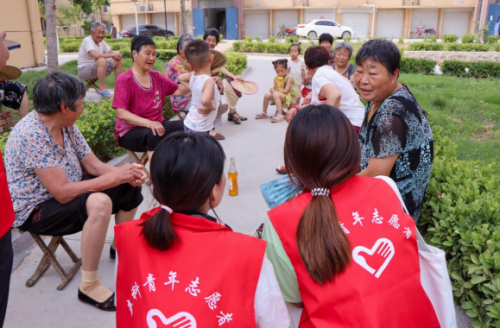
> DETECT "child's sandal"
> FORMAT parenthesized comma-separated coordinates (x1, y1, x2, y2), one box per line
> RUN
(255, 112, 269, 119)
(271, 115, 285, 123)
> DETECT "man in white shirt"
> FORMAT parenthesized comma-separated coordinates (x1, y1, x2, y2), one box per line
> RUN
(77, 22, 123, 99)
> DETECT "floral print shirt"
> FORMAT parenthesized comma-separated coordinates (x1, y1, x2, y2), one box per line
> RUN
(165, 56, 192, 112)
(4, 111, 91, 227)
(358, 85, 434, 222)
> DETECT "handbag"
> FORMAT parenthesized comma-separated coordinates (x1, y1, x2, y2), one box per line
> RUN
(375, 175, 457, 328)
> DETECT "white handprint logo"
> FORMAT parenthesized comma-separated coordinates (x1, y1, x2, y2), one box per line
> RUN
(147, 309, 197, 328)
(352, 238, 395, 278)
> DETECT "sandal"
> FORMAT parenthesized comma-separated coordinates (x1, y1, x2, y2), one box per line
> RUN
(97, 89, 112, 100)
(78, 290, 116, 311)
(228, 111, 242, 125)
(271, 115, 285, 123)
(276, 165, 287, 175)
(212, 132, 225, 140)
(255, 112, 269, 119)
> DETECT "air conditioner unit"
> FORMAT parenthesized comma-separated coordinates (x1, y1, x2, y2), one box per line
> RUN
(139, 4, 150, 12)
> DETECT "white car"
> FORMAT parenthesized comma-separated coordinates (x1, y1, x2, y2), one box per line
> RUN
(296, 19, 355, 40)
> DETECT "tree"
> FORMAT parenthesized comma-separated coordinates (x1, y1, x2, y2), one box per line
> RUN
(44, 0, 58, 73)
(58, 4, 83, 37)
(74, 0, 94, 16)
(180, 0, 187, 34)
(93, 0, 110, 23)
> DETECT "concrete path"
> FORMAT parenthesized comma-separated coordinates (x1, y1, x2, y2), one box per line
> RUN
(5, 54, 472, 328)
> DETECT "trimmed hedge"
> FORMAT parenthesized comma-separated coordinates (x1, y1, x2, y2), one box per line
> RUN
(443, 34, 459, 43)
(446, 43, 490, 52)
(222, 53, 247, 76)
(233, 41, 307, 54)
(441, 60, 500, 78)
(60, 42, 81, 52)
(488, 36, 500, 44)
(494, 43, 500, 52)
(418, 126, 500, 328)
(400, 57, 436, 75)
(409, 42, 445, 51)
(461, 34, 476, 44)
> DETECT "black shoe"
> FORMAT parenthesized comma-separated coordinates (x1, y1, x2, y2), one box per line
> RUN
(110, 246, 116, 260)
(78, 289, 116, 311)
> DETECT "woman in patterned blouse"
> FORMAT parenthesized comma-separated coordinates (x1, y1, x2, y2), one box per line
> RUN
(354, 40, 434, 222)
(165, 34, 193, 115)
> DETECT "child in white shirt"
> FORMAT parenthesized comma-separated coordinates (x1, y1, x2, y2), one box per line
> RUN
(287, 44, 305, 86)
(183, 40, 220, 133)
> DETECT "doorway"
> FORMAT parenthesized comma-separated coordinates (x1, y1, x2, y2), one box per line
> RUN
(205, 8, 227, 38)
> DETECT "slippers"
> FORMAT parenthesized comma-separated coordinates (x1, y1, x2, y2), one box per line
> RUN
(255, 112, 269, 119)
(271, 115, 285, 123)
(97, 89, 112, 99)
(78, 289, 116, 311)
(276, 166, 287, 175)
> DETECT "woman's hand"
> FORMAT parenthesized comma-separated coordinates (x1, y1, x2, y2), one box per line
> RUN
(286, 107, 298, 123)
(147, 120, 165, 136)
(233, 76, 243, 82)
(113, 163, 147, 186)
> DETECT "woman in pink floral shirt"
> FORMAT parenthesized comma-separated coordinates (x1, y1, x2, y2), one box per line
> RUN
(165, 34, 193, 114)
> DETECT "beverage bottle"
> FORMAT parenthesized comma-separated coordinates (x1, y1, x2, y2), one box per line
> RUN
(228, 157, 238, 196)
(276, 77, 285, 91)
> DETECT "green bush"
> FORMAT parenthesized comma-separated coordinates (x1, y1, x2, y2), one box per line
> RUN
(488, 36, 500, 44)
(60, 42, 80, 52)
(494, 43, 500, 52)
(409, 42, 445, 51)
(222, 53, 248, 76)
(424, 35, 437, 43)
(155, 41, 177, 50)
(76, 100, 124, 162)
(232, 41, 304, 54)
(254, 36, 262, 43)
(441, 60, 500, 78)
(268, 36, 276, 43)
(400, 57, 436, 75)
(344, 36, 352, 43)
(446, 43, 490, 52)
(110, 43, 129, 51)
(244, 36, 253, 43)
(155, 50, 177, 62)
(398, 38, 404, 44)
(462, 34, 476, 43)
(443, 34, 459, 43)
(418, 126, 500, 328)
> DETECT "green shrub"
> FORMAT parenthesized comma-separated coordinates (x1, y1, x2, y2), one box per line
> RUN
(155, 50, 177, 62)
(268, 36, 276, 43)
(441, 60, 500, 78)
(462, 34, 476, 43)
(111, 43, 128, 51)
(408, 42, 445, 51)
(344, 36, 352, 43)
(418, 126, 500, 328)
(446, 43, 490, 52)
(232, 42, 241, 52)
(400, 57, 436, 75)
(232, 42, 305, 54)
(168, 35, 179, 41)
(488, 36, 500, 44)
(219, 34, 223, 41)
(223, 53, 248, 76)
(244, 36, 253, 43)
(155, 41, 177, 50)
(424, 35, 437, 43)
(254, 36, 262, 43)
(76, 100, 124, 162)
(398, 38, 404, 44)
(59, 42, 80, 52)
(494, 43, 500, 52)
(443, 34, 459, 43)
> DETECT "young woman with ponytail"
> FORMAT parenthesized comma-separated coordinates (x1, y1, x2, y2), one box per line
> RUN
(263, 105, 440, 327)
(114, 132, 289, 328)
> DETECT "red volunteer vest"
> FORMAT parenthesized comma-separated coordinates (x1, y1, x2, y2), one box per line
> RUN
(269, 176, 440, 328)
(115, 209, 266, 328)
(0, 151, 15, 238)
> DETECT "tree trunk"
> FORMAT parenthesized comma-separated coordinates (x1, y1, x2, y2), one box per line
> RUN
(180, 0, 186, 35)
(44, 0, 58, 73)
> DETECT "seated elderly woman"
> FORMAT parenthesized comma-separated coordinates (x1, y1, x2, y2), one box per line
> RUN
(354, 40, 434, 222)
(113, 35, 191, 159)
(332, 42, 356, 84)
(4, 72, 146, 311)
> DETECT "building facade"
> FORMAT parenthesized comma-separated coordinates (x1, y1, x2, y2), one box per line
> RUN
(109, 0, 490, 40)
(0, 0, 45, 68)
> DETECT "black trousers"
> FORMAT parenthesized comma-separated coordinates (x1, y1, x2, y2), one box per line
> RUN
(0, 230, 13, 328)
(118, 120, 184, 152)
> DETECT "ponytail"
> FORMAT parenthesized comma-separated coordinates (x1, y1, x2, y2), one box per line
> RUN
(140, 207, 178, 251)
(296, 195, 351, 285)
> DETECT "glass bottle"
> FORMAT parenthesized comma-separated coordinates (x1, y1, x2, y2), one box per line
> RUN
(228, 157, 238, 196)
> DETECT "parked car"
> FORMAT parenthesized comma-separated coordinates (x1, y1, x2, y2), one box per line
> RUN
(119, 24, 175, 39)
(296, 19, 355, 39)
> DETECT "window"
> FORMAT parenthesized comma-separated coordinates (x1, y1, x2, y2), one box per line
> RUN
(315, 21, 327, 26)
(103, 5, 108, 12)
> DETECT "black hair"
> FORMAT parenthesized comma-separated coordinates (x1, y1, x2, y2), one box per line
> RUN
(289, 44, 301, 54)
(355, 39, 401, 76)
(177, 34, 194, 54)
(33, 72, 86, 115)
(272, 58, 288, 69)
(319, 33, 334, 45)
(203, 28, 220, 44)
(184, 39, 210, 69)
(141, 132, 226, 251)
(131, 35, 156, 62)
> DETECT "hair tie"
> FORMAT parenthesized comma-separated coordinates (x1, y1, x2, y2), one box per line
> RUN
(161, 205, 173, 214)
(311, 188, 330, 197)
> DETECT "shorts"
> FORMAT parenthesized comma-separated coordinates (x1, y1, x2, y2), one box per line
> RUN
(184, 125, 210, 134)
(78, 60, 114, 81)
(19, 182, 143, 236)
(119, 120, 184, 152)
(0, 81, 26, 110)
(270, 93, 292, 108)
(301, 86, 312, 98)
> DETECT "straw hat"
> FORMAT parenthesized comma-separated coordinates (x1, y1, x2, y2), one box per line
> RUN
(183, 50, 227, 73)
(230, 80, 259, 95)
(0, 65, 22, 81)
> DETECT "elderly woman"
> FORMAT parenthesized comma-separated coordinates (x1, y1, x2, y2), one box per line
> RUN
(165, 34, 193, 116)
(263, 105, 440, 327)
(113, 35, 190, 159)
(4, 72, 146, 311)
(332, 42, 356, 82)
(354, 40, 434, 222)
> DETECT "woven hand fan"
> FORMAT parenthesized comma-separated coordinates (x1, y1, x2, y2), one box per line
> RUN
(260, 174, 304, 210)
(230, 80, 259, 95)
(183, 50, 227, 73)
(0, 65, 22, 81)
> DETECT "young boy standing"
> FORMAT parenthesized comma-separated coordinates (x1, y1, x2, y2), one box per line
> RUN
(183, 40, 220, 134)
(319, 33, 335, 66)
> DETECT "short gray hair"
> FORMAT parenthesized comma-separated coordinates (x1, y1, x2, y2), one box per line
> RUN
(33, 72, 86, 116)
(334, 42, 353, 59)
(177, 34, 194, 54)
(91, 22, 106, 32)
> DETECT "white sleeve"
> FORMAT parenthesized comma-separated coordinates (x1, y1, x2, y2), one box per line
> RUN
(82, 37, 93, 53)
(300, 60, 305, 70)
(254, 254, 291, 328)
